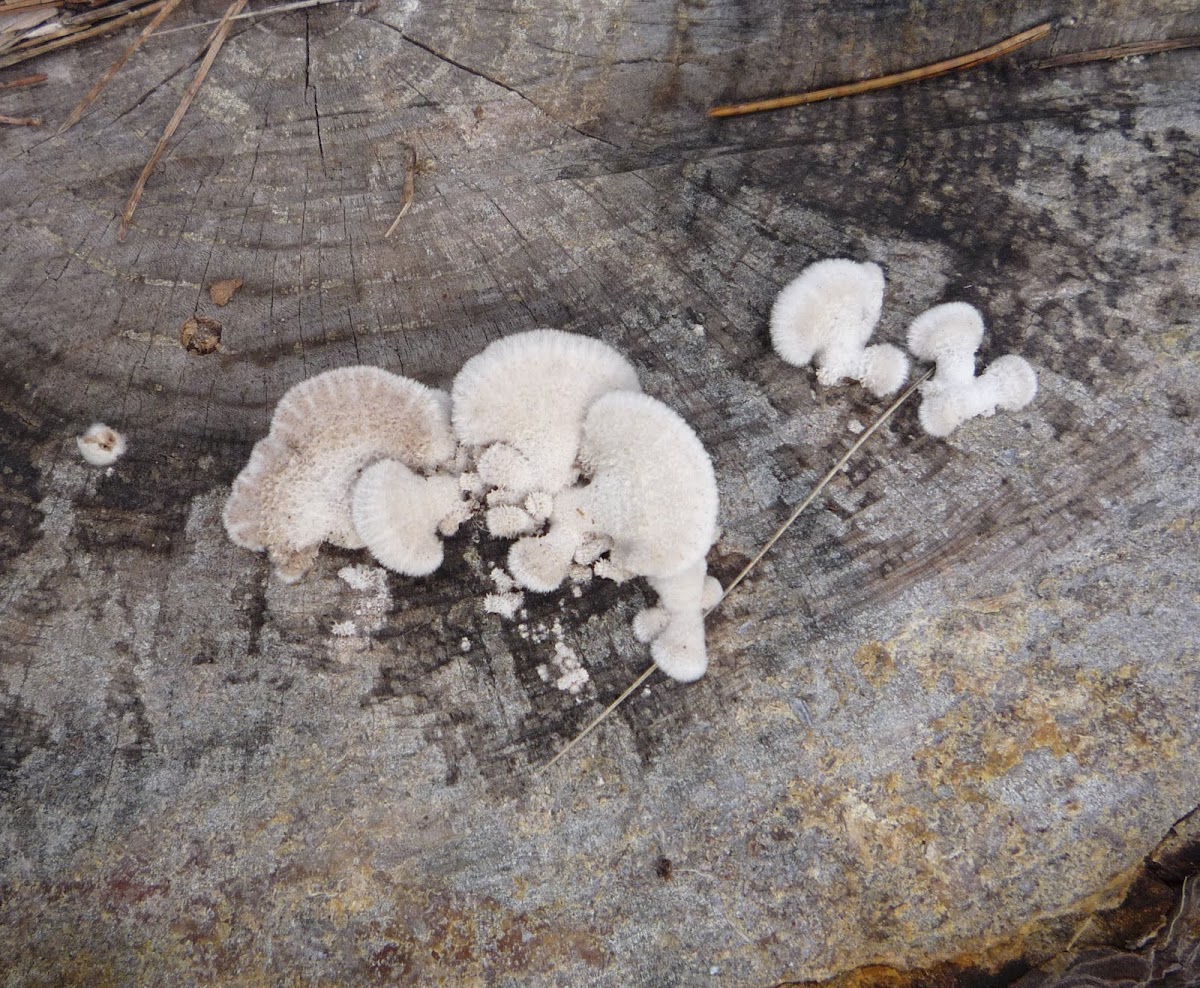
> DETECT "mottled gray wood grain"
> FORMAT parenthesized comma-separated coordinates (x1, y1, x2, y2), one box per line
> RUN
(1, 1, 1198, 984)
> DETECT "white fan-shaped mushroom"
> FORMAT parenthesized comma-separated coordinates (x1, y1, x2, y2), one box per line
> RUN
(509, 391, 718, 591)
(451, 329, 642, 497)
(908, 303, 1038, 437)
(508, 391, 721, 681)
(770, 259, 910, 397)
(351, 459, 462, 576)
(222, 366, 456, 582)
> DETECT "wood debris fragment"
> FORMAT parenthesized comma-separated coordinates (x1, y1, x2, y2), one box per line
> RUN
(0, 111, 39, 124)
(707, 22, 1051, 118)
(153, 0, 352, 36)
(209, 278, 243, 306)
(0, 72, 46, 91)
(385, 145, 417, 238)
(179, 315, 222, 354)
(1035, 35, 1200, 69)
(117, 0, 247, 242)
(0, 1, 166, 72)
(57, 0, 185, 135)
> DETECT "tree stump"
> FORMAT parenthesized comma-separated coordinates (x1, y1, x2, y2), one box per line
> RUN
(1, 1, 1198, 984)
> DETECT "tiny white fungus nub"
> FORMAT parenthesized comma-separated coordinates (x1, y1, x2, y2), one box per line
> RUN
(770, 259, 910, 397)
(486, 504, 539, 538)
(77, 423, 127, 466)
(640, 560, 723, 683)
(907, 303, 1038, 437)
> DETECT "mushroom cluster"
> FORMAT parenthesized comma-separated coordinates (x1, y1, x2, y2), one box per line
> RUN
(770, 259, 910, 398)
(770, 259, 1037, 435)
(907, 302, 1038, 437)
(223, 330, 723, 682)
(222, 366, 458, 582)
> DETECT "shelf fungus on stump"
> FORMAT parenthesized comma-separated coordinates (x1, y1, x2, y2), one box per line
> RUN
(508, 391, 721, 682)
(770, 258, 910, 398)
(222, 366, 456, 582)
(907, 302, 1038, 437)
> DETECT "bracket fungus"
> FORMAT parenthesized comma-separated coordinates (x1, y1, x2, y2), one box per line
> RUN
(76, 422, 127, 466)
(351, 459, 463, 577)
(508, 391, 722, 682)
(770, 258, 910, 397)
(451, 329, 642, 498)
(223, 331, 730, 688)
(222, 366, 456, 582)
(907, 302, 1038, 437)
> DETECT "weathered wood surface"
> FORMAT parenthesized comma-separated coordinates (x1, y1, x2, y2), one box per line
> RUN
(1, 1, 1198, 984)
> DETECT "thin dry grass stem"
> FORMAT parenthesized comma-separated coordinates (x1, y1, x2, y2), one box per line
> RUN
(154, 0, 353, 35)
(1162, 875, 1194, 951)
(537, 664, 657, 774)
(0, 72, 47, 91)
(0, 1, 165, 71)
(713, 366, 934, 607)
(117, 0, 247, 241)
(1035, 35, 1200, 69)
(385, 145, 417, 237)
(707, 21, 1051, 118)
(58, 0, 186, 135)
(0, 111, 40, 124)
(537, 366, 935, 773)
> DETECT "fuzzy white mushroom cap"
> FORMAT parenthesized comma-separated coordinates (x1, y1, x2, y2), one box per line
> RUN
(508, 523, 583, 593)
(351, 459, 462, 576)
(574, 391, 719, 577)
(451, 329, 642, 496)
(77, 423, 127, 466)
(907, 302, 986, 385)
(770, 259, 910, 397)
(908, 303, 1038, 437)
(508, 391, 719, 594)
(222, 366, 456, 581)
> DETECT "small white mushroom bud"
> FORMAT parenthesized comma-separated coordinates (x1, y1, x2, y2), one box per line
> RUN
(523, 491, 554, 524)
(643, 561, 723, 683)
(486, 504, 539, 538)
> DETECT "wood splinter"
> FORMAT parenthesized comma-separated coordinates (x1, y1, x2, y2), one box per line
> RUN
(0, 74, 48, 93)
(58, 0, 187, 135)
(1035, 35, 1200, 69)
(707, 21, 1051, 118)
(385, 145, 418, 237)
(117, 0, 247, 241)
(537, 367, 935, 773)
(0, 113, 41, 126)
